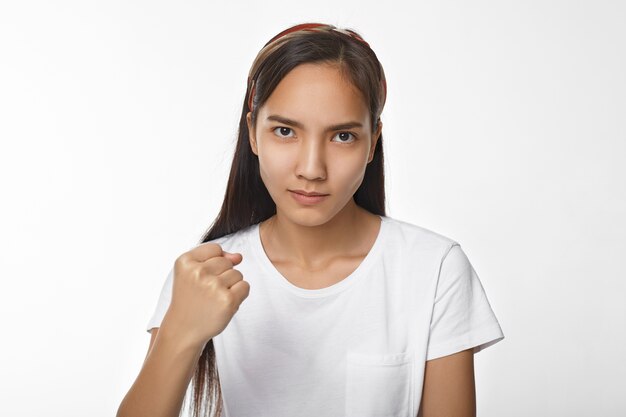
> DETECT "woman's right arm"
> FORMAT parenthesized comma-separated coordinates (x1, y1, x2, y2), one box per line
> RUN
(116, 244, 249, 417)
(116, 325, 205, 417)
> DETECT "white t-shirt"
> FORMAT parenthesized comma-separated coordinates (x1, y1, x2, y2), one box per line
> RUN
(146, 215, 504, 417)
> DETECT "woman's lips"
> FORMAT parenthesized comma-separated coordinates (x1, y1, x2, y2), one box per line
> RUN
(289, 190, 328, 205)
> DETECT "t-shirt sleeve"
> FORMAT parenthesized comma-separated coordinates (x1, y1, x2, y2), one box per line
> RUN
(425, 243, 504, 361)
(145, 266, 174, 333)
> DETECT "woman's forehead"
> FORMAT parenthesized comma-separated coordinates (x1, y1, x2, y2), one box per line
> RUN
(261, 66, 369, 122)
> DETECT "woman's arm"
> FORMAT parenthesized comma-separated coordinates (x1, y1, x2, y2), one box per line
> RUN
(418, 348, 476, 417)
(116, 326, 205, 417)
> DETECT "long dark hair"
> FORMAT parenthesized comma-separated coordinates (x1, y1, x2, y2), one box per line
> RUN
(186, 22, 388, 417)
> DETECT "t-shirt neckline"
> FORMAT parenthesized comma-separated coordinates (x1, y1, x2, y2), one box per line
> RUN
(249, 215, 388, 298)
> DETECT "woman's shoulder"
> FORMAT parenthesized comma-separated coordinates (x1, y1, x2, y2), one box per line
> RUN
(202, 223, 257, 253)
(381, 215, 459, 250)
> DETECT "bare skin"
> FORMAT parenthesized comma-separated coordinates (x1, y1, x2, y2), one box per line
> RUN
(117, 245, 248, 417)
(246, 62, 383, 275)
(258, 207, 381, 289)
(418, 349, 476, 417)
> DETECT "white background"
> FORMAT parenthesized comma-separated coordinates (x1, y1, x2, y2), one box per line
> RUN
(1, 1, 624, 416)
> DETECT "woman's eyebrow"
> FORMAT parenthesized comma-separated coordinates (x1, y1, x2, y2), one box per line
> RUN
(266, 114, 363, 131)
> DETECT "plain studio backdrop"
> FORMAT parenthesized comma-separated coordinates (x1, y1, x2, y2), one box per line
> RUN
(1, 1, 624, 416)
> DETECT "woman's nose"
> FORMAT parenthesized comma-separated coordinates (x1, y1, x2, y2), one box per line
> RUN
(294, 138, 327, 181)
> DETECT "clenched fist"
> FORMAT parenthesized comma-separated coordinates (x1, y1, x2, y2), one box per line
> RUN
(160, 242, 250, 349)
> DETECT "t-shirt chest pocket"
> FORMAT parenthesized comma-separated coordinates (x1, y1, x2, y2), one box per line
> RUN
(345, 350, 414, 417)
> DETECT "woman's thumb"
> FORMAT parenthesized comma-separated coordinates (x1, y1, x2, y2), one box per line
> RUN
(223, 251, 243, 265)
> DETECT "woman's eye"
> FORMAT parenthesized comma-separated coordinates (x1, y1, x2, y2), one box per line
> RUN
(273, 126, 295, 138)
(333, 132, 356, 143)
(272, 127, 356, 144)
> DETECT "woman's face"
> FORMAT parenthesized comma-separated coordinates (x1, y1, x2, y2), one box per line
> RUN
(246, 62, 382, 226)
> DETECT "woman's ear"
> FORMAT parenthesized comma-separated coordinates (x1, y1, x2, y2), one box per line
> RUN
(246, 112, 259, 156)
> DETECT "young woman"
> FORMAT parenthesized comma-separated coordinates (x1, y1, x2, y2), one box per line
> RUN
(117, 22, 504, 417)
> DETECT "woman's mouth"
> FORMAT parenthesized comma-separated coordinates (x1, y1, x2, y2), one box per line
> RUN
(289, 190, 329, 205)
